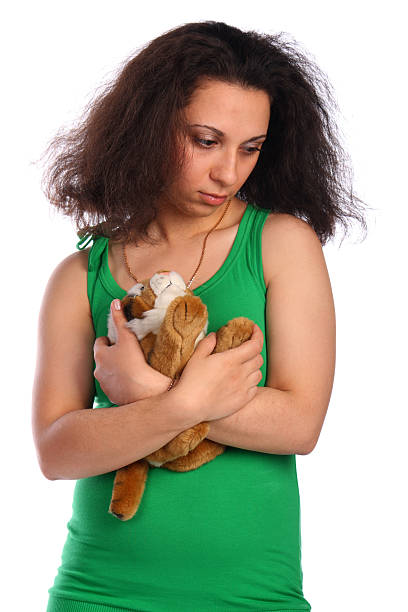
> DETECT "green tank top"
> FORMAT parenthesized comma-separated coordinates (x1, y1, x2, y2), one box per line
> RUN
(47, 202, 311, 612)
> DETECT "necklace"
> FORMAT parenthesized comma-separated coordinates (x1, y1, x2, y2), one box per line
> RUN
(122, 198, 232, 289)
(122, 198, 232, 391)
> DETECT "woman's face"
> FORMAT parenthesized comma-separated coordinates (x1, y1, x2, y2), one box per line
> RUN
(161, 78, 271, 215)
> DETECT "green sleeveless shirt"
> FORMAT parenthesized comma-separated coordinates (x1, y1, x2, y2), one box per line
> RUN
(47, 202, 311, 612)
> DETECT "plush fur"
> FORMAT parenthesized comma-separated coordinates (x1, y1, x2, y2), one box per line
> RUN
(106, 270, 254, 520)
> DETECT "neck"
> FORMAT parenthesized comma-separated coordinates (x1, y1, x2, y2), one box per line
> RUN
(146, 197, 234, 248)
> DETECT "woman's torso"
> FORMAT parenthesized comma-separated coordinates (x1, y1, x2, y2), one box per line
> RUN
(47, 200, 311, 612)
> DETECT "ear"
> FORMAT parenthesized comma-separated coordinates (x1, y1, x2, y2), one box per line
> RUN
(127, 282, 145, 297)
(122, 296, 151, 321)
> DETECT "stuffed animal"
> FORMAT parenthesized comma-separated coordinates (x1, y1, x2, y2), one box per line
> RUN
(106, 270, 254, 520)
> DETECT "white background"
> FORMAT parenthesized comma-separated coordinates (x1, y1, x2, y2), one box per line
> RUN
(2, 1, 407, 610)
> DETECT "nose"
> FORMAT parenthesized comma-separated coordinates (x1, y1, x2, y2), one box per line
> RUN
(209, 149, 238, 187)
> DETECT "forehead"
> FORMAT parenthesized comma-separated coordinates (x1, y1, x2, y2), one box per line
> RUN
(184, 78, 270, 129)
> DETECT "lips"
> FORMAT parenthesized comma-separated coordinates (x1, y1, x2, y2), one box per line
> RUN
(198, 192, 228, 205)
(201, 191, 228, 198)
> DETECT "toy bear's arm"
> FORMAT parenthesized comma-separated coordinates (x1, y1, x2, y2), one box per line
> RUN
(125, 309, 166, 342)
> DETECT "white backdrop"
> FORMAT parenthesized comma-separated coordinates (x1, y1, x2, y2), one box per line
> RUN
(2, 1, 407, 610)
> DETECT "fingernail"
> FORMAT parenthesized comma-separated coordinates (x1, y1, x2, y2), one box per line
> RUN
(112, 299, 121, 311)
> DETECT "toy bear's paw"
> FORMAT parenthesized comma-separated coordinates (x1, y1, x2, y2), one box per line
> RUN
(170, 295, 207, 336)
(109, 461, 149, 521)
(214, 316, 254, 352)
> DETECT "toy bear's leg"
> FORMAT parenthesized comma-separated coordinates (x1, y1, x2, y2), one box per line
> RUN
(140, 331, 156, 362)
(149, 295, 208, 377)
(109, 459, 149, 521)
(162, 439, 226, 471)
(161, 317, 254, 472)
(148, 293, 209, 462)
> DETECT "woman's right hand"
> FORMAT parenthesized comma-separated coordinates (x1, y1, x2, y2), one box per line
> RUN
(173, 324, 264, 422)
(94, 300, 173, 405)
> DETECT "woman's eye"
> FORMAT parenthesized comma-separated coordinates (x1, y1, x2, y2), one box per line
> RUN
(245, 147, 262, 155)
(194, 137, 262, 155)
(195, 137, 216, 148)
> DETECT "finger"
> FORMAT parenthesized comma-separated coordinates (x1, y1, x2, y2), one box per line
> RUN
(247, 368, 263, 386)
(109, 299, 135, 344)
(245, 352, 264, 375)
(93, 335, 110, 358)
(94, 336, 110, 348)
(109, 299, 147, 360)
(251, 323, 264, 350)
(191, 332, 217, 357)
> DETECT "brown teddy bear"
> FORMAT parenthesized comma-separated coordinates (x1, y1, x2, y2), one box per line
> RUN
(106, 270, 254, 521)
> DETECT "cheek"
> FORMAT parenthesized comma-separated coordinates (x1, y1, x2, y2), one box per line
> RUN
(240, 157, 260, 183)
(180, 153, 207, 185)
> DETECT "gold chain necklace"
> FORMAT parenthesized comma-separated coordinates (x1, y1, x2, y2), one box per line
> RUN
(122, 198, 232, 391)
(122, 198, 232, 289)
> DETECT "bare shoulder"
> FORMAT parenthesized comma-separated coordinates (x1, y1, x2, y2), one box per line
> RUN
(262, 212, 324, 287)
(52, 247, 90, 278)
(41, 247, 92, 322)
(47, 247, 90, 292)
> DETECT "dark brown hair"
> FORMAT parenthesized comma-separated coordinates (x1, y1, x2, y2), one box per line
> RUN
(42, 20, 368, 246)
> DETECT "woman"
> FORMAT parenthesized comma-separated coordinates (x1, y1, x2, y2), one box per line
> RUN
(34, 21, 366, 612)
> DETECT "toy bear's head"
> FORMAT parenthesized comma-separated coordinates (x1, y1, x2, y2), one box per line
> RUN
(107, 270, 205, 345)
(123, 270, 193, 313)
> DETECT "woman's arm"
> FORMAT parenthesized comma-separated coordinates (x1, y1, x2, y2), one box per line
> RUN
(207, 213, 336, 454)
(32, 251, 199, 481)
(32, 250, 263, 480)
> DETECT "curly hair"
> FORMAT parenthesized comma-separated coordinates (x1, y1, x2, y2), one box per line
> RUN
(42, 20, 368, 246)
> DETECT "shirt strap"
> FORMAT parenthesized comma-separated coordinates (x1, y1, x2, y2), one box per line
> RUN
(76, 232, 99, 250)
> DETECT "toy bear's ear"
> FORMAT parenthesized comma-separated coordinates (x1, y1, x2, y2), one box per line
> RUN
(127, 283, 145, 297)
(122, 295, 151, 321)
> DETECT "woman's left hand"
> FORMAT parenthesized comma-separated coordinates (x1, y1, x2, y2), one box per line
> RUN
(93, 300, 172, 405)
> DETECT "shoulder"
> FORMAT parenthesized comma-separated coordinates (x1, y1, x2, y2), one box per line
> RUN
(48, 247, 90, 287)
(261, 212, 323, 288)
(41, 248, 91, 319)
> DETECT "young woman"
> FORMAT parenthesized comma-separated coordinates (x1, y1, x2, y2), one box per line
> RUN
(33, 21, 366, 612)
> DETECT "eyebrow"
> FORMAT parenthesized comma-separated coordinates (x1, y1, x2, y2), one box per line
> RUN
(189, 124, 267, 143)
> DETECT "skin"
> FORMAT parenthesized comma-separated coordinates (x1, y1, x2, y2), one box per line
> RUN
(147, 77, 271, 246)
